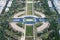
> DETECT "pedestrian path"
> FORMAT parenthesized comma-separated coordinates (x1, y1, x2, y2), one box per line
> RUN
(9, 0, 50, 40)
(35, 11, 50, 32)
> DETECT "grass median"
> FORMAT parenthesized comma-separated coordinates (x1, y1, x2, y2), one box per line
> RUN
(26, 26, 33, 36)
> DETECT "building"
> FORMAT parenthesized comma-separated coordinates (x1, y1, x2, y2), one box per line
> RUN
(47, 0, 54, 10)
(5, 0, 13, 12)
(48, 0, 53, 8)
(0, 0, 7, 14)
(53, 0, 60, 14)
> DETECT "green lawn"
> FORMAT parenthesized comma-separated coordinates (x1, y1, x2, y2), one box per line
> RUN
(26, 26, 33, 36)
(24, 18, 34, 22)
(28, 0, 32, 1)
(27, 3, 32, 15)
(17, 22, 24, 28)
(35, 22, 42, 27)
(34, 13, 41, 17)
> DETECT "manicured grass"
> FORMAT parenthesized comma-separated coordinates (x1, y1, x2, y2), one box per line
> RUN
(18, 13, 25, 17)
(28, 0, 32, 1)
(27, 3, 32, 15)
(26, 26, 33, 36)
(35, 22, 42, 27)
(25, 18, 34, 22)
(34, 13, 41, 17)
(17, 22, 23, 28)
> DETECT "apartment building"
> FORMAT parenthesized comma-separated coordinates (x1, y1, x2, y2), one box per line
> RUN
(0, 0, 7, 14)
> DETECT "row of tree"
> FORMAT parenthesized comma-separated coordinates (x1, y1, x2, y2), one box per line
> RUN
(0, 0, 25, 40)
(37, 0, 60, 40)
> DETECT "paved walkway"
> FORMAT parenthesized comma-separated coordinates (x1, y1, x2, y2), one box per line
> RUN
(9, 11, 25, 40)
(35, 11, 46, 18)
(9, 22, 25, 32)
(13, 11, 25, 18)
(9, 9, 50, 40)
(35, 11, 50, 32)
(37, 22, 49, 32)
(9, 0, 50, 40)
(21, 1, 40, 3)
(9, 11, 25, 32)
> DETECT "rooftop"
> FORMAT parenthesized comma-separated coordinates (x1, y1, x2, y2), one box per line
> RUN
(0, 0, 7, 14)
(54, 0, 60, 14)
(48, 0, 53, 7)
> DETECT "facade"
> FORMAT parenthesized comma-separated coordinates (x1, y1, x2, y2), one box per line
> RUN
(54, 0, 60, 14)
(0, 0, 7, 14)
(47, 0, 54, 10)
(48, 0, 53, 8)
(0, 0, 13, 13)
(5, 0, 13, 12)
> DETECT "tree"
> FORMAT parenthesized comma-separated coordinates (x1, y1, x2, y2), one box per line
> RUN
(47, 18, 60, 40)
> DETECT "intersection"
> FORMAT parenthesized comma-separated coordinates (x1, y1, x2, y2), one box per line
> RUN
(0, 0, 60, 40)
(9, 0, 50, 40)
